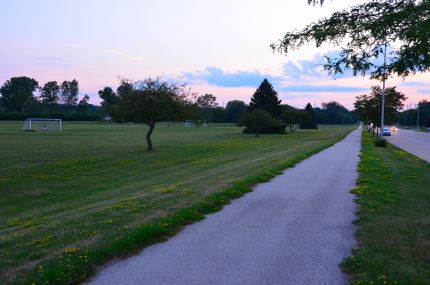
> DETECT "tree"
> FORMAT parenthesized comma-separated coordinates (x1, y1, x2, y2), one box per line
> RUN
(197, 94, 218, 123)
(281, 108, 309, 132)
(60, 80, 79, 110)
(107, 77, 198, 151)
(210, 107, 227, 123)
(197, 93, 218, 109)
(98, 87, 118, 105)
(355, 86, 407, 134)
(0, 76, 39, 112)
(399, 100, 430, 127)
(272, 0, 430, 80)
(98, 87, 119, 117)
(317, 101, 355, 124)
(238, 109, 282, 136)
(225, 100, 247, 123)
(40, 81, 60, 111)
(77, 95, 90, 113)
(249, 79, 282, 117)
(301, 103, 318, 129)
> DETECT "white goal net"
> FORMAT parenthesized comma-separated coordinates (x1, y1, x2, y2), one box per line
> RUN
(23, 118, 62, 132)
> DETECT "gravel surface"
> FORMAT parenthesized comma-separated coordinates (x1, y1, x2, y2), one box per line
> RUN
(87, 128, 361, 285)
(386, 128, 430, 163)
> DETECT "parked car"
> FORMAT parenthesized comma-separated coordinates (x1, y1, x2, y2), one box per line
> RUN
(381, 127, 391, 136)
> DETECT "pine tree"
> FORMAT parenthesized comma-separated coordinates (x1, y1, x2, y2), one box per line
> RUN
(249, 79, 282, 117)
(301, 103, 318, 129)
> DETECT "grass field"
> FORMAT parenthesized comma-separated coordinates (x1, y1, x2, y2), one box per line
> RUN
(0, 121, 355, 284)
(343, 131, 430, 284)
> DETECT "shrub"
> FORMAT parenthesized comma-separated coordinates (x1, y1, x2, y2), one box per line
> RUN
(374, 138, 387, 147)
(238, 109, 285, 135)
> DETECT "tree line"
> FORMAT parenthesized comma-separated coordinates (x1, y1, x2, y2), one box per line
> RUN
(354, 86, 430, 134)
(0, 76, 99, 117)
(398, 101, 430, 128)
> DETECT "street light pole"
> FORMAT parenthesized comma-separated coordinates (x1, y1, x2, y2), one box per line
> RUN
(381, 43, 387, 135)
(416, 103, 420, 129)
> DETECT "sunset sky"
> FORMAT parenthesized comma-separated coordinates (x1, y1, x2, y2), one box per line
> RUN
(1, 0, 429, 109)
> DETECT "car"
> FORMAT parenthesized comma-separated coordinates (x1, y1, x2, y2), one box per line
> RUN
(390, 126, 398, 133)
(381, 127, 391, 136)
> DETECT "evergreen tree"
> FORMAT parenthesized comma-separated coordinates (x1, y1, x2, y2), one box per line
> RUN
(248, 79, 282, 117)
(301, 103, 318, 129)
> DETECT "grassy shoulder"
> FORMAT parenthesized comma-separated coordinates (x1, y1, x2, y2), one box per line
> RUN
(0, 122, 355, 284)
(343, 131, 430, 284)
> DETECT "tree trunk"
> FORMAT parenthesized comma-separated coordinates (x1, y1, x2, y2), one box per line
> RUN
(146, 122, 156, 151)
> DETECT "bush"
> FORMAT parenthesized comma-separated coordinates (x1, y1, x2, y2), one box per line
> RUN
(238, 109, 285, 135)
(374, 138, 387, 147)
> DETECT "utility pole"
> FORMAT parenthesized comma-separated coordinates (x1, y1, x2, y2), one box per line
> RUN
(416, 103, 420, 129)
(381, 43, 387, 134)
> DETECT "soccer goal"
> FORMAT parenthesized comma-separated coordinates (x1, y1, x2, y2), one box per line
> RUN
(23, 118, 62, 132)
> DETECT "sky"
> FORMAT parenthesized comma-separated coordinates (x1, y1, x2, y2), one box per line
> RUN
(1, 0, 429, 110)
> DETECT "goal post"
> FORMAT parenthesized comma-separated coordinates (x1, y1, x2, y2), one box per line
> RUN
(23, 118, 62, 132)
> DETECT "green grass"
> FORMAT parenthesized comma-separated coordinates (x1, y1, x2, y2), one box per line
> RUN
(343, 131, 430, 284)
(0, 121, 355, 284)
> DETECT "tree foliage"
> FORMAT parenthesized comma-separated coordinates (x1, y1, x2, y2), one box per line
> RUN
(40, 81, 60, 108)
(60, 80, 79, 110)
(239, 109, 283, 136)
(354, 86, 407, 128)
(249, 79, 282, 117)
(272, 0, 430, 79)
(281, 108, 309, 132)
(197, 94, 218, 122)
(100, 78, 198, 151)
(226, 100, 247, 123)
(77, 95, 90, 113)
(316, 101, 356, 124)
(0, 76, 39, 112)
(398, 100, 430, 127)
(301, 103, 318, 129)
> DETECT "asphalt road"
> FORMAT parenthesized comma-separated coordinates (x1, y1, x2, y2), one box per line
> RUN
(386, 129, 430, 163)
(88, 128, 361, 285)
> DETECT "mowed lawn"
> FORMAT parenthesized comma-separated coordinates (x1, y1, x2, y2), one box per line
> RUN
(0, 121, 355, 284)
(343, 131, 430, 284)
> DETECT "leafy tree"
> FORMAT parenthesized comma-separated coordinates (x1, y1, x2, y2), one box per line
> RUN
(301, 103, 318, 129)
(77, 95, 90, 113)
(272, 0, 430, 79)
(107, 77, 198, 151)
(249, 79, 282, 117)
(197, 93, 219, 123)
(316, 101, 355, 124)
(98, 87, 118, 105)
(197, 93, 218, 109)
(281, 108, 309, 132)
(40, 81, 60, 111)
(239, 109, 283, 136)
(225, 100, 247, 123)
(354, 86, 407, 134)
(399, 100, 430, 127)
(210, 107, 227, 123)
(98, 87, 119, 117)
(0, 76, 39, 112)
(60, 80, 79, 110)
